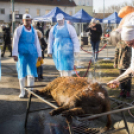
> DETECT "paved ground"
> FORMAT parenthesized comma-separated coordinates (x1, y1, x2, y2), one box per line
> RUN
(0, 46, 134, 134)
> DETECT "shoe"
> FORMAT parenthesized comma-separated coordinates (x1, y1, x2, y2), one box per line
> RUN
(35, 78, 38, 82)
(118, 90, 125, 98)
(126, 91, 131, 99)
(40, 75, 44, 79)
(38, 77, 42, 81)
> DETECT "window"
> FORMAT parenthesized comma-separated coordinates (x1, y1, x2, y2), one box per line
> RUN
(69, 11, 72, 15)
(87, 0, 90, 6)
(0, 8, 5, 14)
(79, 0, 81, 6)
(83, 0, 86, 6)
(15, 11, 19, 14)
(25, 8, 29, 14)
(45, 10, 50, 14)
(37, 9, 40, 16)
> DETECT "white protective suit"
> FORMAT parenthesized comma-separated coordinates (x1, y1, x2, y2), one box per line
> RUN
(48, 23, 80, 77)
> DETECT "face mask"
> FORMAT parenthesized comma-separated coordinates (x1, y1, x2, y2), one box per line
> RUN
(57, 20, 64, 26)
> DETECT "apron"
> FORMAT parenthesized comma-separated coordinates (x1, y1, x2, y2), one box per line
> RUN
(17, 26, 38, 79)
(52, 22, 74, 71)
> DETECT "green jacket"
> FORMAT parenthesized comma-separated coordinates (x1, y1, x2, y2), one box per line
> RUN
(114, 41, 132, 70)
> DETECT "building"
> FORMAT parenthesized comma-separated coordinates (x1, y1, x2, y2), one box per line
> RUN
(0, 0, 76, 24)
(74, 0, 93, 16)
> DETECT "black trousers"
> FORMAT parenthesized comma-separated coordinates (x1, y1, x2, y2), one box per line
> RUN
(120, 70, 131, 92)
(37, 66, 43, 77)
(2, 41, 12, 56)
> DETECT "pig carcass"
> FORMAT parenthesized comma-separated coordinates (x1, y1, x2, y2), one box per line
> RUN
(34, 77, 111, 129)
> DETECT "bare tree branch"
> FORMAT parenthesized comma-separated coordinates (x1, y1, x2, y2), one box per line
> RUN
(98, 1, 134, 13)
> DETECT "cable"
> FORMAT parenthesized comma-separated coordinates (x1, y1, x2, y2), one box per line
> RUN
(74, 60, 91, 78)
(81, 44, 108, 54)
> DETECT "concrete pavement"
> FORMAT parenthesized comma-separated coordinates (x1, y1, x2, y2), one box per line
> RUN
(0, 46, 134, 134)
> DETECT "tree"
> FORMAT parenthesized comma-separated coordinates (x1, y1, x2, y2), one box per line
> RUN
(98, 1, 133, 13)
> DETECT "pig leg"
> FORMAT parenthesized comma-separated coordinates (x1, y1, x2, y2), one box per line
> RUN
(106, 114, 112, 129)
(33, 83, 53, 96)
(33, 87, 49, 96)
(50, 105, 69, 116)
(62, 107, 85, 116)
(50, 99, 78, 116)
(34, 78, 62, 95)
(105, 101, 112, 129)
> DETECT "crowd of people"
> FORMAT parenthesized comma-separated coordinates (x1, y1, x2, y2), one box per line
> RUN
(0, 12, 134, 99)
(1, 24, 12, 57)
(0, 13, 80, 98)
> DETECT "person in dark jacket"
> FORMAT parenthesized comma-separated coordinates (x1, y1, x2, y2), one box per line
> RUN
(86, 18, 102, 61)
(108, 30, 132, 98)
(1, 25, 12, 57)
(37, 22, 44, 36)
(114, 32, 132, 98)
(45, 25, 53, 41)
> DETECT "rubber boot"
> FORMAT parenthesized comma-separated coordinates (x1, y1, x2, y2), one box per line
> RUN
(65, 71, 72, 77)
(59, 71, 63, 77)
(27, 76, 34, 91)
(19, 78, 25, 98)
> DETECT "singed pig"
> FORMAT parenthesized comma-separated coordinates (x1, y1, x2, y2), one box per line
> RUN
(34, 77, 111, 129)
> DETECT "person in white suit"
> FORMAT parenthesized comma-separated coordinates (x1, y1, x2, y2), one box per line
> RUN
(48, 13, 80, 77)
(12, 14, 42, 98)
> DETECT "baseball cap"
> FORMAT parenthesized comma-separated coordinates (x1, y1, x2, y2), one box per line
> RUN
(23, 14, 32, 20)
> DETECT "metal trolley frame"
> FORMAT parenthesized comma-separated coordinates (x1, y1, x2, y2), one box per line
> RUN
(24, 87, 134, 134)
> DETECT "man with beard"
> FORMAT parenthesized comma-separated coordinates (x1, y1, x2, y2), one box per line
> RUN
(12, 14, 41, 98)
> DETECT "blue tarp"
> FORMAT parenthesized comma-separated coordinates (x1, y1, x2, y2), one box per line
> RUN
(34, 7, 80, 22)
(102, 12, 122, 24)
(73, 9, 102, 23)
(73, 9, 93, 22)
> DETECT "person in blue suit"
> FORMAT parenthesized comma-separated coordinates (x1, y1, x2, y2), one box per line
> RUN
(12, 14, 42, 98)
(48, 13, 80, 77)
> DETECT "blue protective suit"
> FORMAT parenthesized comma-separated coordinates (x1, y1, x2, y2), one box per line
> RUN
(17, 26, 38, 79)
(52, 23, 74, 71)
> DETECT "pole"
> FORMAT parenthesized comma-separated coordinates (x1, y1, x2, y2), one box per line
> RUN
(11, 0, 15, 35)
(103, 0, 105, 37)
(103, 0, 105, 19)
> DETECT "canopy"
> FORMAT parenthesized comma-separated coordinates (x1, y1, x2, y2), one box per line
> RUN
(73, 9, 93, 22)
(34, 7, 80, 22)
(102, 12, 122, 24)
(73, 9, 102, 23)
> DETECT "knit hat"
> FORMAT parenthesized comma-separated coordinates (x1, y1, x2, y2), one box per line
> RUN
(121, 21, 134, 41)
(56, 13, 64, 21)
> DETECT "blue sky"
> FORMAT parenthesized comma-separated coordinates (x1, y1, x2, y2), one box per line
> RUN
(93, 0, 133, 12)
